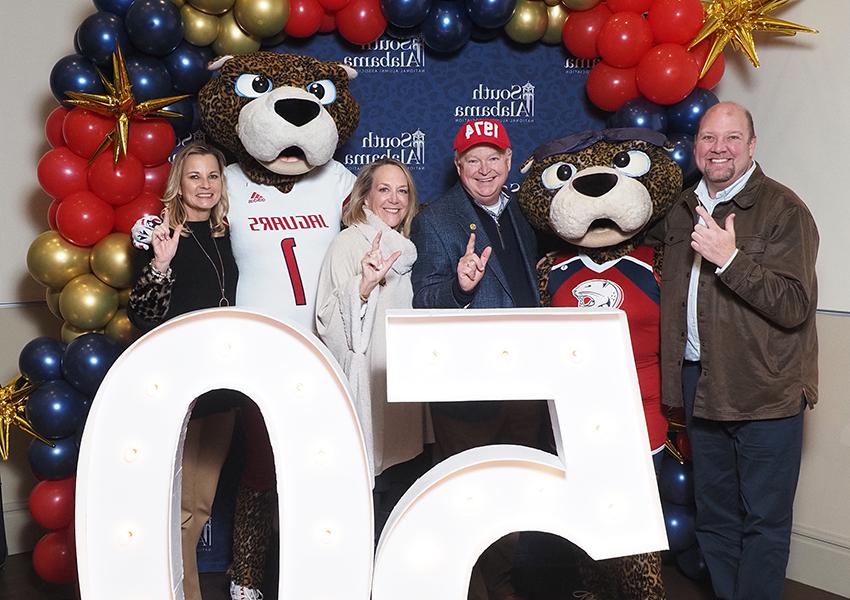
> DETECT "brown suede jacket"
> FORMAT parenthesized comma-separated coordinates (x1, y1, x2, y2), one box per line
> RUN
(659, 164, 819, 420)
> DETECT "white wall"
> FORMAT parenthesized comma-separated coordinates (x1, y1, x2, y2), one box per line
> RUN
(1, 2, 848, 596)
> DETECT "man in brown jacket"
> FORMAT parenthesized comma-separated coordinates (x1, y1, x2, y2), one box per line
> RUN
(659, 102, 818, 600)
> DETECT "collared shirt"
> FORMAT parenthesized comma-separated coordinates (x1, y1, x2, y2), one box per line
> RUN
(474, 190, 510, 221)
(684, 161, 757, 360)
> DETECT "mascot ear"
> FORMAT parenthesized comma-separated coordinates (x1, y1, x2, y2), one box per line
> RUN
(208, 55, 234, 71)
(520, 156, 535, 175)
(340, 64, 358, 80)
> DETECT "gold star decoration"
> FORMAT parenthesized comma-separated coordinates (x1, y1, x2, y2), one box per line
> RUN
(689, 0, 819, 79)
(64, 45, 190, 164)
(0, 375, 53, 461)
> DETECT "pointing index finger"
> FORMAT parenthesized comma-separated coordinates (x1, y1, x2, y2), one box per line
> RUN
(465, 232, 476, 256)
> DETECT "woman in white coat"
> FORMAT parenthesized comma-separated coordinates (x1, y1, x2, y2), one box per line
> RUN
(316, 158, 430, 531)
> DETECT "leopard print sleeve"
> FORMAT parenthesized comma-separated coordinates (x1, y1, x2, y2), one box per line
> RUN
(127, 262, 174, 332)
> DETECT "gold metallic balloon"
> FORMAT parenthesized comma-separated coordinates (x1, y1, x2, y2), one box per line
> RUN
(46, 288, 63, 319)
(262, 31, 287, 47)
(61, 323, 100, 345)
(59, 273, 119, 331)
(91, 233, 134, 289)
(234, 0, 289, 39)
(188, 0, 236, 14)
(214, 11, 262, 56)
(182, 4, 221, 47)
(543, 0, 560, 6)
(105, 309, 139, 346)
(505, 0, 549, 44)
(561, 0, 600, 10)
(542, 3, 569, 45)
(118, 288, 131, 308)
(27, 231, 91, 290)
(171, 0, 186, 6)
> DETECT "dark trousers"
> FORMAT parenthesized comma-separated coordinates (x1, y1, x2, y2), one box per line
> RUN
(682, 361, 804, 600)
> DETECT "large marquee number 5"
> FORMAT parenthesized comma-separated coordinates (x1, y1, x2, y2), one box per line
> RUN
(74, 308, 666, 599)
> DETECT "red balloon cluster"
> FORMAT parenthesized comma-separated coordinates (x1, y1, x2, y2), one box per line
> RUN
(562, 0, 725, 112)
(286, 0, 387, 45)
(38, 107, 173, 246)
(29, 477, 77, 584)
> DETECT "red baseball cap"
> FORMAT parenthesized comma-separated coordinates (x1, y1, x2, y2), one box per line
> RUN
(453, 119, 511, 154)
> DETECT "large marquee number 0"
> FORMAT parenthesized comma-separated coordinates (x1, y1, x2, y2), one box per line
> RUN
(74, 308, 666, 599)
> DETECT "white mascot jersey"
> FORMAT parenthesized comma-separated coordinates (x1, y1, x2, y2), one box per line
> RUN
(225, 160, 356, 332)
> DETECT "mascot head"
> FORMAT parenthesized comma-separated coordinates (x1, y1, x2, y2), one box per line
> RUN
(519, 128, 682, 262)
(198, 51, 359, 193)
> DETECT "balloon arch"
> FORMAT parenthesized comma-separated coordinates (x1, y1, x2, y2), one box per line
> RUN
(12, 0, 817, 589)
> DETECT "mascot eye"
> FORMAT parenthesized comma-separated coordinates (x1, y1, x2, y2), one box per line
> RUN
(305, 79, 337, 105)
(613, 150, 651, 177)
(234, 74, 273, 98)
(541, 162, 577, 190)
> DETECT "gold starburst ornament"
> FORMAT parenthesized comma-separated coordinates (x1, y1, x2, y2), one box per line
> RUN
(0, 375, 53, 461)
(64, 46, 189, 164)
(689, 0, 818, 79)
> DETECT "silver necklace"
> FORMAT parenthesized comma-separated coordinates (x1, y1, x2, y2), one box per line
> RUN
(189, 223, 229, 307)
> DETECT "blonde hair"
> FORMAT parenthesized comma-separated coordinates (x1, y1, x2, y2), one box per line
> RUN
(342, 158, 419, 238)
(161, 142, 230, 238)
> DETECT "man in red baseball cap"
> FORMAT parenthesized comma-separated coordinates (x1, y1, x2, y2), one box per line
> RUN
(409, 118, 547, 600)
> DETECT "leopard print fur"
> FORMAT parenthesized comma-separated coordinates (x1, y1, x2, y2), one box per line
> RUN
(227, 485, 276, 588)
(578, 551, 666, 600)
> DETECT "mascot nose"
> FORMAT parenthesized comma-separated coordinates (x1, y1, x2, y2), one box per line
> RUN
(572, 172, 618, 198)
(274, 98, 321, 127)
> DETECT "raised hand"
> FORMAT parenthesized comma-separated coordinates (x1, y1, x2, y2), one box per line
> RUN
(151, 209, 183, 273)
(359, 231, 402, 301)
(456, 232, 492, 293)
(692, 204, 736, 268)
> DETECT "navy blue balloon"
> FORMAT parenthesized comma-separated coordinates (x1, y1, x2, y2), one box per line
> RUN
(163, 42, 214, 95)
(49, 54, 106, 107)
(74, 25, 83, 54)
(19, 337, 65, 383)
(28, 435, 80, 481)
(25, 381, 88, 440)
(62, 333, 122, 398)
(667, 88, 719, 136)
(125, 0, 183, 57)
(163, 97, 197, 139)
(607, 98, 668, 132)
(659, 453, 695, 506)
(662, 501, 697, 552)
(385, 23, 422, 40)
(77, 11, 130, 66)
(470, 23, 501, 42)
(125, 55, 174, 102)
(668, 133, 699, 187)
(382, 0, 432, 28)
(93, 0, 135, 17)
(421, 1, 472, 53)
(675, 544, 709, 581)
(466, 0, 516, 29)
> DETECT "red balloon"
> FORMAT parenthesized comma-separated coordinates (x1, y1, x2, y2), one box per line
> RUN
(636, 42, 699, 105)
(62, 109, 115, 160)
(55, 190, 116, 246)
(606, 0, 653, 12)
(597, 12, 654, 68)
(143, 161, 171, 197)
(114, 191, 164, 234)
(48, 200, 60, 230)
(88, 151, 145, 206)
(586, 62, 639, 112)
(128, 119, 176, 167)
(676, 430, 692, 460)
(319, 10, 337, 33)
(336, 0, 387, 45)
(285, 0, 324, 37)
(318, 0, 350, 11)
(29, 477, 76, 530)
(690, 38, 726, 89)
(562, 3, 612, 60)
(45, 106, 70, 148)
(32, 529, 76, 585)
(37, 147, 89, 200)
(647, 0, 704, 45)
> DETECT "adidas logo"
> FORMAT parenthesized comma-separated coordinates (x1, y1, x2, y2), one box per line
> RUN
(248, 191, 266, 203)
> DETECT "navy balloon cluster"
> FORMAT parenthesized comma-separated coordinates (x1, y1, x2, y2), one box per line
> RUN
(607, 88, 719, 188)
(51, 0, 212, 138)
(658, 450, 708, 580)
(19, 334, 121, 481)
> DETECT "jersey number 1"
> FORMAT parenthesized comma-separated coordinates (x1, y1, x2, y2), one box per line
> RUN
(281, 237, 306, 306)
